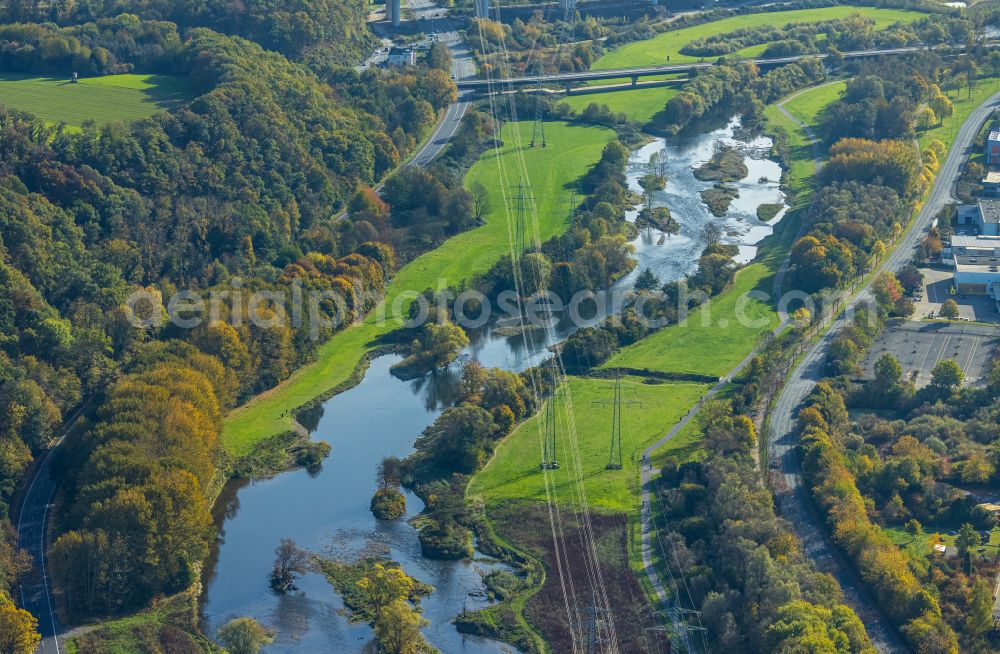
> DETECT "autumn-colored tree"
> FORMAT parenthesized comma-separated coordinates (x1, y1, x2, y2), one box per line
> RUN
(0, 593, 40, 654)
(939, 298, 959, 321)
(373, 600, 426, 654)
(217, 617, 275, 654)
(357, 564, 416, 621)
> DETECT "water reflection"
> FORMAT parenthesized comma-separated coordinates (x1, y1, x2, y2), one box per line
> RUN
(201, 115, 787, 653)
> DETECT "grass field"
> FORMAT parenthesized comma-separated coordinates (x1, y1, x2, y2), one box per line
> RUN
(602, 262, 780, 377)
(919, 76, 1000, 151)
(468, 376, 709, 512)
(591, 6, 926, 70)
(763, 80, 846, 200)
(784, 80, 846, 124)
(222, 121, 615, 454)
(0, 73, 192, 126)
(561, 86, 678, 125)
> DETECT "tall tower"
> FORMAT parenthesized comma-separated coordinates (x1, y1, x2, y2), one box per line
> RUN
(559, 0, 576, 19)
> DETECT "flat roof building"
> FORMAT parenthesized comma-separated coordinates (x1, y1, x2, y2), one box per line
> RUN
(955, 199, 1000, 236)
(983, 171, 1000, 197)
(988, 130, 1000, 166)
(947, 234, 1000, 296)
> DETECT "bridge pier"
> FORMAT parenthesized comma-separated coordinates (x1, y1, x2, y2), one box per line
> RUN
(388, 0, 401, 26)
(476, 0, 490, 18)
(631, 75, 638, 87)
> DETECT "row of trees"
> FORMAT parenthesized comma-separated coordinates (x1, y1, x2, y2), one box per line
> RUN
(49, 342, 228, 614)
(662, 57, 827, 134)
(681, 12, 974, 58)
(656, 400, 875, 653)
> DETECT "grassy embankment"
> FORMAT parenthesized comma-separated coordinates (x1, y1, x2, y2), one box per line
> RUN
(763, 80, 846, 201)
(0, 73, 192, 127)
(222, 121, 615, 455)
(469, 377, 707, 512)
(472, 77, 849, 504)
(592, 6, 927, 71)
(469, 82, 846, 610)
(561, 85, 677, 125)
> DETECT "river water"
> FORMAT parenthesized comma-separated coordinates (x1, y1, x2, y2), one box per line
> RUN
(200, 116, 786, 652)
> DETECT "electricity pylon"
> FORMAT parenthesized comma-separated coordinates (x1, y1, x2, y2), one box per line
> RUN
(530, 82, 546, 148)
(541, 390, 560, 470)
(577, 600, 612, 654)
(507, 181, 534, 260)
(592, 371, 641, 470)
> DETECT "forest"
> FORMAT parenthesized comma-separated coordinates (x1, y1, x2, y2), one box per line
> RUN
(0, 1, 469, 625)
(657, 400, 876, 653)
(0, 0, 375, 67)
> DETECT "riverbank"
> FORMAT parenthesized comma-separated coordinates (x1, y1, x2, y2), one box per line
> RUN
(222, 121, 615, 456)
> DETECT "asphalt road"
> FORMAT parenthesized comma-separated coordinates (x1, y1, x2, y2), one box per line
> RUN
(407, 35, 476, 168)
(766, 90, 1000, 653)
(17, 409, 84, 654)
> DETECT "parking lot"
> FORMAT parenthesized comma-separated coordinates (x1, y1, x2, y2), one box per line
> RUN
(861, 321, 1000, 387)
(911, 267, 1000, 322)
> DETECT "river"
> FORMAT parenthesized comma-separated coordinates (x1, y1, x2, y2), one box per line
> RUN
(199, 116, 786, 652)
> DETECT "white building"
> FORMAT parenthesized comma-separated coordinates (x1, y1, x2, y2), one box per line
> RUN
(387, 47, 415, 67)
(944, 200, 1000, 296)
(947, 234, 1000, 296)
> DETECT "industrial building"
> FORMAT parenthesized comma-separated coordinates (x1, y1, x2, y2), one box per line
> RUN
(955, 198, 1000, 236)
(982, 171, 1000, 198)
(945, 200, 1000, 296)
(947, 234, 1000, 296)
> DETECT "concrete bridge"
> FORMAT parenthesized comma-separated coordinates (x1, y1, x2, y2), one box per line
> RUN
(454, 44, 959, 92)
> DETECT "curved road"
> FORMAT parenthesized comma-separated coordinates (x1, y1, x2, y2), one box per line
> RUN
(767, 90, 1000, 653)
(17, 408, 84, 654)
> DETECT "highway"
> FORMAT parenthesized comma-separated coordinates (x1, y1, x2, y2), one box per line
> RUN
(766, 89, 1000, 653)
(408, 35, 476, 167)
(455, 44, 971, 90)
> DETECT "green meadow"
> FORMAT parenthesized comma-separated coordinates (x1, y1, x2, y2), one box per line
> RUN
(468, 376, 708, 512)
(763, 80, 846, 200)
(562, 85, 678, 125)
(0, 73, 192, 126)
(591, 6, 926, 70)
(222, 121, 615, 454)
(602, 262, 780, 377)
